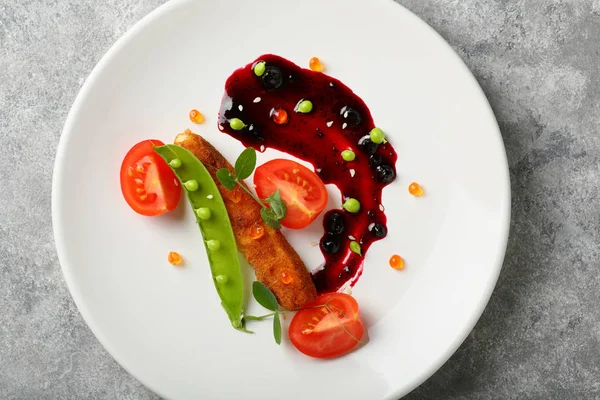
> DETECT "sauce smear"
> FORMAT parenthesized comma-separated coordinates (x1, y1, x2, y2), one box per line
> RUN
(218, 54, 397, 293)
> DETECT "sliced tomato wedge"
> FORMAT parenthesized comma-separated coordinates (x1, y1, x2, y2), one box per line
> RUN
(289, 293, 365, 359)
(119, 139, 181, 216)
(254, 159, 328, 229)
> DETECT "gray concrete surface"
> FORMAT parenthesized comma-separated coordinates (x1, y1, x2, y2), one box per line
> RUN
(1, 0, 599, 399)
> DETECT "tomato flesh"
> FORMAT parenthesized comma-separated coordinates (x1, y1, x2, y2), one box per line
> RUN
(289, 293, 365, 359)
(120, 139, 181, 216)
(254, 159, 328, 229)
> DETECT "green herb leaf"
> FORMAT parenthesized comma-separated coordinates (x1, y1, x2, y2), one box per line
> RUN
(252, 281, 279, 311)
(260, 208, 282, 229)
(266, 189, 287, 220)
(234, 147, 257, 181)
(216, 168, 237, 190)
(273, 312, 282, 345)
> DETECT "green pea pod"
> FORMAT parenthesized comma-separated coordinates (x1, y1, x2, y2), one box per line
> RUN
(154, 144, 246, 332)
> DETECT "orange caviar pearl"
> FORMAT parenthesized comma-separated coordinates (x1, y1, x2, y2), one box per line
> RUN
(389, 254, 405, 270)
(309, 57, 324, 72)
(231, 187, 243, 204)
(281, 271, 294, 285)
(249, 223, 265, 240)
(189, 109, 205, 124)
(168, 251, 184, 266)
(408, 182, 424, 197)
(270, 108, 288, 125)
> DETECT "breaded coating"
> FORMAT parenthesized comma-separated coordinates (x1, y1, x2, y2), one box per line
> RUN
(174, 129, 317, 310)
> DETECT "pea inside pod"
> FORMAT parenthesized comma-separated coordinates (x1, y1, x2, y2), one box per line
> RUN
(154, 144, 246, 332)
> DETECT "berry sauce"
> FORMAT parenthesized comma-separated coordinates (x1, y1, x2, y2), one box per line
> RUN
(218, 54, 397, 293)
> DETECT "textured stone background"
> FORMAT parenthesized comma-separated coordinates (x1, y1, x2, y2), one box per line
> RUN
(1, 0, 599, 399)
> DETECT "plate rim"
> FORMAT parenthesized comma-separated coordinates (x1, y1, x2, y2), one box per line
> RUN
(51, 0, 511, 398)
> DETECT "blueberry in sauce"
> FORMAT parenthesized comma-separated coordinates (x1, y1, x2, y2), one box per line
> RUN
(358, 136, 379, 155)
(340, 106, 362, 127)
(370, 222, 387, 238)
(369, 154, 384, 167)
(376, 164, 396, 183)
(324, 211, 345, 235)
(320, 234, 341, 254)
(261, 66, 283, 90)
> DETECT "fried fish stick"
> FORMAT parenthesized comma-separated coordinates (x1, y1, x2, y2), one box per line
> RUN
(174, 129, 317, 310)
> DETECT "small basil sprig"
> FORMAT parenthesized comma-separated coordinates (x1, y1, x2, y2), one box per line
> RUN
(245, 281, 283, 344)
(216, 147, 287, 229)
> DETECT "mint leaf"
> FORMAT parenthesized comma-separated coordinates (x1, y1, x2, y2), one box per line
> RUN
(234, 147, 257, 181)
(216, 168, 236, 190)
(260, 208, 281, 229)
(266, 189, 287, 220)
(252, 281, 279, 311)
(273, 312, 282, 345)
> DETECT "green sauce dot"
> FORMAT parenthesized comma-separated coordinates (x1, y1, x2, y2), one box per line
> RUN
(207, 239, 221, 251)
(254, 61, 266, 77)
(215, 274, 229, 284)
(350, 241, 362, 255)
(184, 180, 199, 191)
(296, 100, 313, 113)
(341, 150, 356, 161)
(230, 118, 245, 131)
(343, 198, 361, 213)
(370, 127, 385, 144)
(195, 207, 211, 220)
(169, 158, 182, 168)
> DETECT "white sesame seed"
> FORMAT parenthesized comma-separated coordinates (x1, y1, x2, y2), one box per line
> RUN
(368, 223, 375, 231)
(348, 235, 356, 241)
(379, 204, 385, 211)
(344, 111, 349, 118)
(326, 121, 333, 127)
(253, 97, 261, 103)
(238, 105, 243, 111)
(316, 168, 322, 173)
(342, 123, 348, 129)
(207, 195, 214, 199)
(260, 145, 265, 152)
(218, 124, 224, 130)
(349, 169, 356, 177)
(330, 82, 334, 87)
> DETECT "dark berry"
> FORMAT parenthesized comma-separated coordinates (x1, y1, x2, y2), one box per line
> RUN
(376, 164, 396, 183)
(358, 136, 379, 155)
(341, 107, 362, 126)
(261, 66, 283, 90)
(324, 212, 345, 235)
(320, 235, 341, 254)
(369, 154, 383, 167)
(370, 223, 387, 238)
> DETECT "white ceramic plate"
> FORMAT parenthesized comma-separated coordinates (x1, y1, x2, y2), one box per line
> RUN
(52, 0, 510, 398)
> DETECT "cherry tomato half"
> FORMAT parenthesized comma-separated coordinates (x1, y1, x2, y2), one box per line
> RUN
(254, 159, 328, 229)
(289, 293, 365, 359)
(120, 139, 181, 216)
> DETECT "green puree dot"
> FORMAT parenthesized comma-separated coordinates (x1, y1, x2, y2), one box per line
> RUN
(296, 100, 313, 113)
(207, 239, 221, 251)
(254, 61, 266, 77)
(230, 118, 245, 131)
(184, 180, 199, 191)
(369, 127, 386, 144)
(195, 207, 211, 220)
(343, 198, 361, 213)
(169, 158, 182, 168)
(341, 150, 356, 162)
